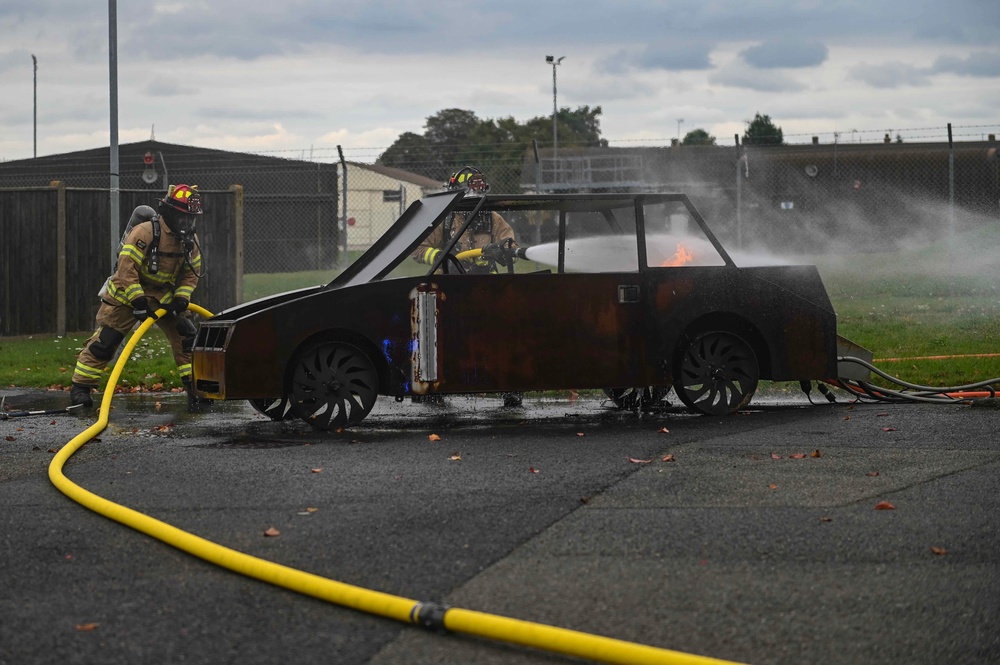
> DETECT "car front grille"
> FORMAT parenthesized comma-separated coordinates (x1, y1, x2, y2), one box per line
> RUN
(194, 322, 231, 351)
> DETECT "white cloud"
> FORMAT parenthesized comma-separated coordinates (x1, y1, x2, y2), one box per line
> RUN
(849, 61, 934, 89)
(741, 39, 829, 69)
(1, 1, 999, 162)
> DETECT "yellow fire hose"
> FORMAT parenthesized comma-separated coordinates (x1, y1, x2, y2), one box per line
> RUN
(48, 304, 745, 665)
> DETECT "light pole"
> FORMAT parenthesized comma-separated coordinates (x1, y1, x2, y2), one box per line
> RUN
(32, 54, 37, 158)
(109, 0, 120, 266)
(677, 118, 684, 144)
(545, 55, 565, 175)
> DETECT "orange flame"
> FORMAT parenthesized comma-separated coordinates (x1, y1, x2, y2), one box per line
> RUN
(661, 243, 693, 267)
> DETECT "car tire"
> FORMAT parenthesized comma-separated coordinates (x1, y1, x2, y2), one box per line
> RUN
(288, 341, 379, 430)
(603, 386, 670, 411)
(674, 331, 759, 415)
(248, 397, 291, 421)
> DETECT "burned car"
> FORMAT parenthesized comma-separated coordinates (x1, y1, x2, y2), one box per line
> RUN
(193, 191, 856, 429)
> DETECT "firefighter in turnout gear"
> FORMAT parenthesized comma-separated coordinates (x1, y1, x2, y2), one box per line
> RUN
(411, 167, 524, 407)
(71, 184, 204, 410)
(413, 166, 517, 275)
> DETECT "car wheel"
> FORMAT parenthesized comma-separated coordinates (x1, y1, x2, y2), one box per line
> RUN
(248, 397, 291, 421)
(674, 331, 759, 415)
(603, 386, 670, 411)
(288, 341, 379, 430)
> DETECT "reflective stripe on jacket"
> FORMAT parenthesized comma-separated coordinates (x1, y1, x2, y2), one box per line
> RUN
(106, 219, 200, 305)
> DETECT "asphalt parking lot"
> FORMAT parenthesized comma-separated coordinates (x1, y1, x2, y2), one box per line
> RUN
(1, 387, 998, 665)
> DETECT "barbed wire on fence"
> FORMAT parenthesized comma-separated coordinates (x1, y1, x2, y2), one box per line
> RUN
(2, 123, 997, 290)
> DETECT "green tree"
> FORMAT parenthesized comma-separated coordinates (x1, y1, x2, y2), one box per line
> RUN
(378, 131, 433, 175)
(743, 112, 784, 146)
(682, 128, 716, 146)
(377, 106, 609, 190)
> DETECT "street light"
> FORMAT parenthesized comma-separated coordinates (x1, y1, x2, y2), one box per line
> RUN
(545, 55, 565, 171)
(32, 54, 37, 158)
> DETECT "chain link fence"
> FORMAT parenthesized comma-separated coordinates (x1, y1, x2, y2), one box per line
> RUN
(0, 143, 340, 277)
(3, 126, 998, 277)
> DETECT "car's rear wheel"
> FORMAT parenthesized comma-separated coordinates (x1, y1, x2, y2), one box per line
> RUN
(288, 341, 379, 430)
(674, 331, 759, 415)
(603, 386, 671, 411)
(248, 397, 291, 421)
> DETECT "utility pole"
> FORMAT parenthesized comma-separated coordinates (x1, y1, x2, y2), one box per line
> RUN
(32, 54, 37, 158)
(677, 118, 684, 144)
(545, 55, 565, 182)
(108, 0, 120, 265)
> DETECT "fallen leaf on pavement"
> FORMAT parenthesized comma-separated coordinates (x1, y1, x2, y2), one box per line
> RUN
(881, 427, 897, 432)
(428, 433, 442, 441)
(628, 457, 653, 464)
(576, 432, 585, 437)
(768, 483, 778, 489)
(75, 623, 99, 632)
(819, 516, 833, 522)
(263, 527, 281, 537)
(810, 449, 822, 458)
(311, 468, 323, 473)
(528, 467, 539, 474)
(874, 501, 895, 510)
(867, 471, 880, 477)
(930, 546, 947, 556)
(843, 415, 851, 421)
(789, 453, 807, 459)
(661, 454, 675, 462)
(657, 427, 669, 434)
(770, 453, 782, 460)
(4, 436, 14, 442)
(449, 453, 462, 461)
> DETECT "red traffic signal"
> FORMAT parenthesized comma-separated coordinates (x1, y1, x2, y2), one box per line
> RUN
(143, 152, 154, 165)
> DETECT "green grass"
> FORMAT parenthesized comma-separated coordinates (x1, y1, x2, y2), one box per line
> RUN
(4, 228, 998, 393)
(242, 270, 332, 302)
(0, 331, 186, 393)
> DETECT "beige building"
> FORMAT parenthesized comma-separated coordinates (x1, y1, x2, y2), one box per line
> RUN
(342, 162, 441, 250)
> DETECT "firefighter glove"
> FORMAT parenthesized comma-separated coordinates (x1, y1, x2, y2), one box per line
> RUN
(481, 243, 503, 264)
(131, 296, 152, 322)
(166, 297, 189, 314)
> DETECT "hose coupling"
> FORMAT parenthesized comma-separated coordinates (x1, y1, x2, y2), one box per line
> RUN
(411, 601, 450, 632)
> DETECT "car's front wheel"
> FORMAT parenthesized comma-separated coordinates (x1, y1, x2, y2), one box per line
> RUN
(288, 341, 379, 430)
(248, 396, 291, 421)
(603, 386, 671, 411)
(674, 331, 759, 415)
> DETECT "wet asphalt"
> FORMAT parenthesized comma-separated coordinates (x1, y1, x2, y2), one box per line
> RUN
(1, 387, 998, 665)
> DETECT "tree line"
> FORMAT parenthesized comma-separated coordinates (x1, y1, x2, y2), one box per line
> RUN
(377, 108, 784, 188)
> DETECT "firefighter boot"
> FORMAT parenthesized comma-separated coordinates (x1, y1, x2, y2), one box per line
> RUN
(502, 392, 523, 408)
(182, 376, 211, 412)
(71, 383, 94, 408)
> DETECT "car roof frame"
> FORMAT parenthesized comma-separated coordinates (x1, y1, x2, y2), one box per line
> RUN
(328, 191, 735, 290)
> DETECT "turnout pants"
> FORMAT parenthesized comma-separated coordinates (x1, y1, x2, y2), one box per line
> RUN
(72, 300, 196, 388)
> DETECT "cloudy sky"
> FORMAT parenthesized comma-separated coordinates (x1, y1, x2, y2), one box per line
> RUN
(2, 0, 998, 163)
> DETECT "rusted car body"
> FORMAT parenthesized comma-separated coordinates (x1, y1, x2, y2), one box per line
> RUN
(193, 190, 851, 429)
